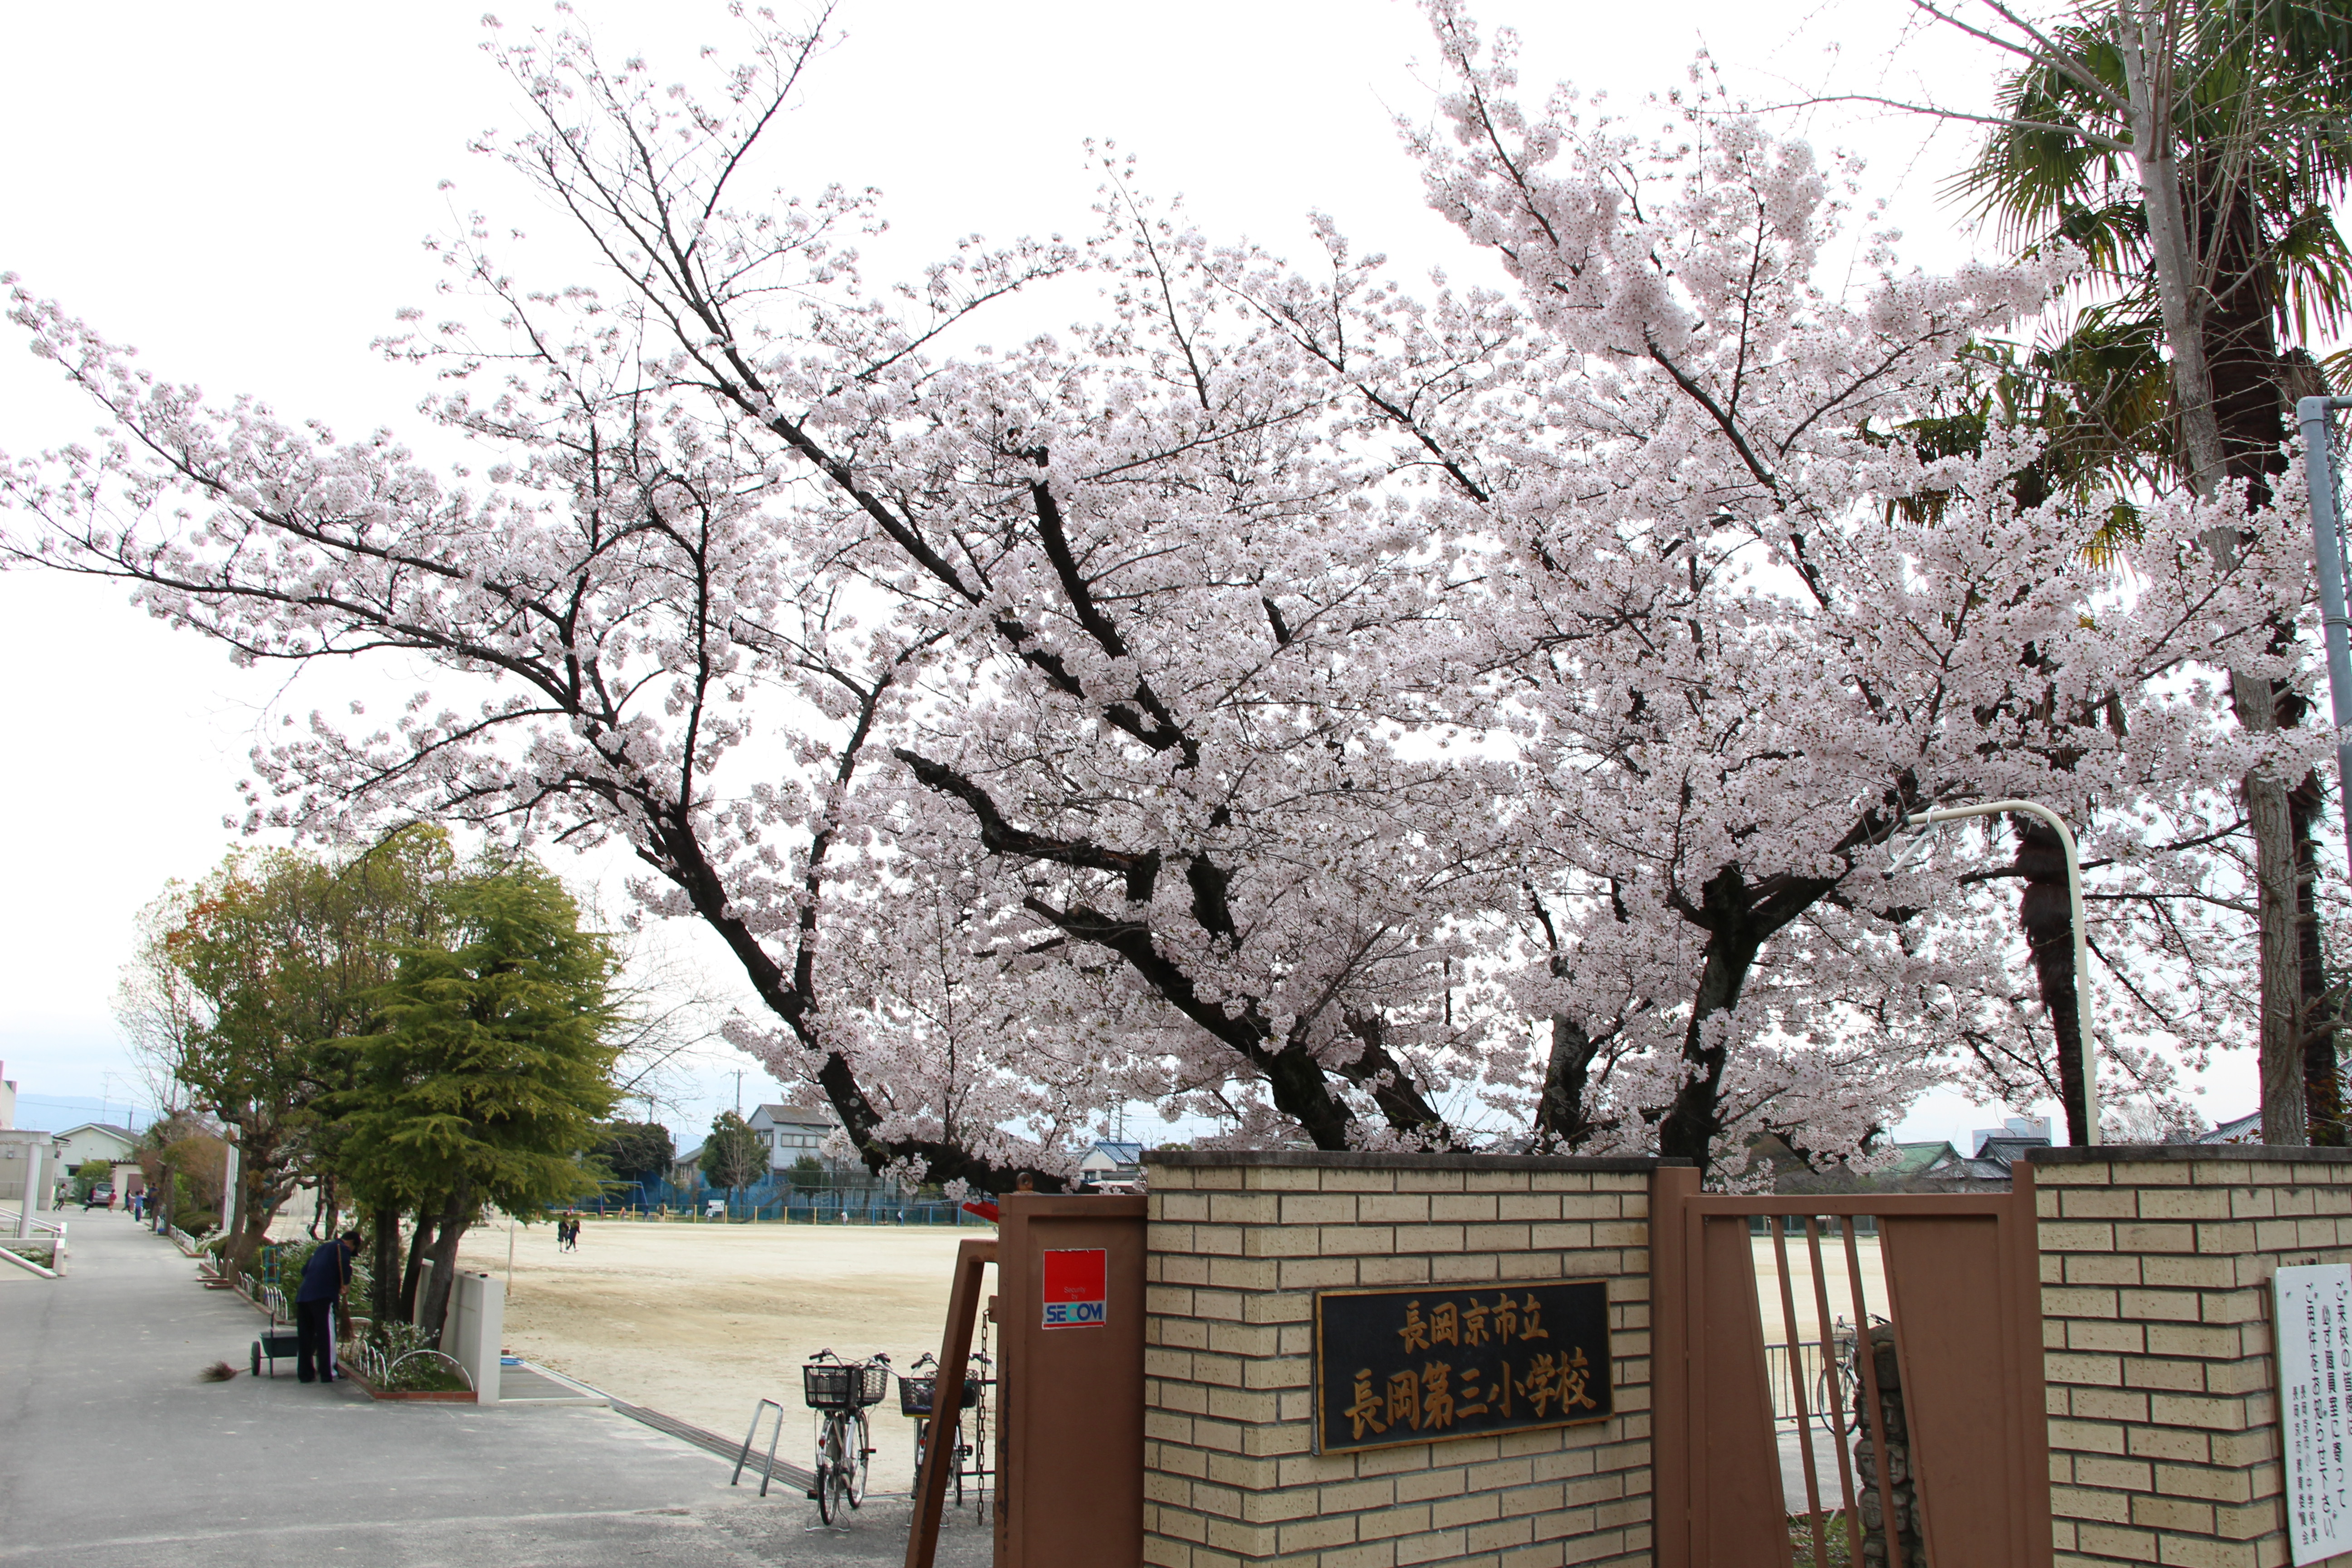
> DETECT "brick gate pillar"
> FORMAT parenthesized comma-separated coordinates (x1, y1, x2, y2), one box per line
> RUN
(1140, 1150, 1666, 1568)
(2030, 1144, 2352, 1567)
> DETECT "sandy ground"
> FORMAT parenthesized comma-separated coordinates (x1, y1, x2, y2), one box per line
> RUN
(451, 1217, 997, 1495)
(1750, 1234, 1886, 1346)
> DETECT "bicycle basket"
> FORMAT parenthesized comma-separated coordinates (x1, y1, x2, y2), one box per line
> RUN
(803, 1362, 858, 1411)
(897, 1372, 982, 1416)
(856, 1361, 891, 1408)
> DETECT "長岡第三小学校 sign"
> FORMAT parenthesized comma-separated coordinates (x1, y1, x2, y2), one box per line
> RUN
(1312, 1280, 1611, 1454)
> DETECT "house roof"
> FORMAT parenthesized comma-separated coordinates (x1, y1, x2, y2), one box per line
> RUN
(56, 1122, 138, 1146)
(2197, 1111, 2261, 1145)
(748, 1103, 835, 1128)
(1082, 1140, 1145, 1164)
(1886, 1141, 1960, 1176)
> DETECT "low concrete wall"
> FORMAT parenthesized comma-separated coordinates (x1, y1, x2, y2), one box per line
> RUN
(2030, 1145, 2352, 1568)
(1142, 1151, 1663, 1568)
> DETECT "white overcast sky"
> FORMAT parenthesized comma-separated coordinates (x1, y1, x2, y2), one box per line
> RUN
(0, 0, 2247, 1148)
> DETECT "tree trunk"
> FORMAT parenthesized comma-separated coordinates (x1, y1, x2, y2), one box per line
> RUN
(2251, 723, 2308, 1143)
(1656, 925, 1765, 1177)
(1535, 1012, 1601, 1150)
(399, 1210, 439, 1322)
(369, 1203, 401, 1325)
(415, 1185, 472, 1347)
(2119, 4, 2312, 1142)
(2014, 817, 2092, 1144)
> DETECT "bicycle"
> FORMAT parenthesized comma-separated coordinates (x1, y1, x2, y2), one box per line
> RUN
(802, 1348, 890, 1524)
(899, 1348, 995, 1512)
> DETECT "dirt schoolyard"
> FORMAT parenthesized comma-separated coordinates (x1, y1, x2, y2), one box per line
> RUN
(452, 1217, 997, 1494)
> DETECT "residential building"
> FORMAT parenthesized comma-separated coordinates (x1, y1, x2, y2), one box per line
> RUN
(54, 1122, 139, 1173)
(1078, 1140, 1145, 1188)
(746, 1103, 850, 1173)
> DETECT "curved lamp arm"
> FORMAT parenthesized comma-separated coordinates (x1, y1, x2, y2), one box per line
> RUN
(1904, 801, 2099, 1147)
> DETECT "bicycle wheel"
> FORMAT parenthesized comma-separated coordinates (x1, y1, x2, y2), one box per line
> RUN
(951, 1416, 965, 1507)
(813, 1460, 833, 1525)
(845, 1410, 870, 1509)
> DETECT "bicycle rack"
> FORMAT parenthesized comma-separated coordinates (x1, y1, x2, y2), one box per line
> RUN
(732, 1398, 789, 1497)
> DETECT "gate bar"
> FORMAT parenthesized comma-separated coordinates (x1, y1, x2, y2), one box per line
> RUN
(1768, 1218, 1830, 1565)
(1802, 1218, 1864, 1565)
(1840, 1216, 1905, 1563)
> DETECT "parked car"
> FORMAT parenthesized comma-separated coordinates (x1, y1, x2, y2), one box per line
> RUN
(82, 1186, 114, 1210)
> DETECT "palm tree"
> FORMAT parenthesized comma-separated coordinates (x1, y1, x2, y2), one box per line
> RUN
(1949, 0, 2352, 1143)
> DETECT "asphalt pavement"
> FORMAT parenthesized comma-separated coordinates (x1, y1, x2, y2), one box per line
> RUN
(0, 1212, 990, 1567)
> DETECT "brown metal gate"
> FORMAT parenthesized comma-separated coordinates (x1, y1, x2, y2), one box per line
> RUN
(1651, 1165, 2052, 1567)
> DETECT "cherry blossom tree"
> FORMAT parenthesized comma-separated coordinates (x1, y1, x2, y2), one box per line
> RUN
(2, 2, 2322, 1181)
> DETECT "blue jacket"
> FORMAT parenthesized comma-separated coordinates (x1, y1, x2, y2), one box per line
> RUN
(294, 1240, 355, 1304)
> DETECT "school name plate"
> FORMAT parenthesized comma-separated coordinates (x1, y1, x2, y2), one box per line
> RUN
(2277, 1263, 2352, 1565)
(1312, 1279, 1612, 1454)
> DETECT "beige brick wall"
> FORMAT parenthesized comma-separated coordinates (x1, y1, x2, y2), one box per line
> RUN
(1142, 1151, 1661, 1568)
(2030, 1147, 2352, 1568)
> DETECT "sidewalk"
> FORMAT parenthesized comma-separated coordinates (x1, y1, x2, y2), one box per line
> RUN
(0, 1213, 990, 1566)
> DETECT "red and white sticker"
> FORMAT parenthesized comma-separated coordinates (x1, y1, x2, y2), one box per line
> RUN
(1041, 1248, 1107, 1328)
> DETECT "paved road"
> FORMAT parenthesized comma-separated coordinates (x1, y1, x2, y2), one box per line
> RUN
(0, 1214, 991, 1566)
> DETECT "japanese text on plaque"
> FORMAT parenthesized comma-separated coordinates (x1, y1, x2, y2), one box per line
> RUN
(1313, 1280, 1612, 1453)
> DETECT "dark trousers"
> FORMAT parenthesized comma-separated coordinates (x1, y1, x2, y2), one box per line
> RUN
(295, 1298, 335, 1382)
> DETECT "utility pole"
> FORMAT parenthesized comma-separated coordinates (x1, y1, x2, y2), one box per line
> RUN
(2298, 397, 2352, 883)
(733, 1069, 744, 1117)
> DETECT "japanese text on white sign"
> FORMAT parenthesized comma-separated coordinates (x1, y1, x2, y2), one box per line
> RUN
(2277, 1263, 2352, 1564)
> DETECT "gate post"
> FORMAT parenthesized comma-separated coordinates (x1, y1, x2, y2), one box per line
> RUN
(1651, 1164, 1696, 1568)
(995, 1193, 1147, 1568)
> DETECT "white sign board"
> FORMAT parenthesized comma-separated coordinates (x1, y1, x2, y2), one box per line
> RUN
(2276, 1264, 2352, 1563)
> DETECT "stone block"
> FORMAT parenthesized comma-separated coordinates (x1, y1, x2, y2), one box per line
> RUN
(2118, 1287, 2205, 1323)
(2074, 1455, 2154, 1492)
(2121, 1356, 2207, 1393)
(1244, 1166, 1326, 1192)
(2141, 1254, 2234, 1289)
(1320, 1226, 1402, 1257)
(1357, 1255, 1437, 1287)
(1279, 1193, 1359, 1225)
(2153, 1460, 2253, 1504)
(2130, 1492, 2217, 1533)
(2068, 1319, 2148, 1354)
(2116, 1222, 2200, 1254)
(1389, 1171, 1468, 1194)
(1431, 1194, 1502, 1222)
(2044, 1220, 2120, 1252)
(2145, 1322, 2242, 1360)
(1360, 1194, 1433, 1224)
(1210, 1193, 1281, 1226)
(1278, 1257, 1364, 1293)
(2044, 1284, 2123, 1320)
(2126, 1424, 2211, 1464)
(1245, 1226, 1324, 1260)
(1319, 1169, 1403, 1193)
(2137, 1187, 2233, 1220)
(2061, 1187, 2142, 1219)
(1500, 1194, 1566, 1222)
(2049, 1417, 2127, 1456)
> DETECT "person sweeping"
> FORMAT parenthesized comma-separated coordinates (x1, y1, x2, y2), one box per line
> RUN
(295, 1230, 363, 1383)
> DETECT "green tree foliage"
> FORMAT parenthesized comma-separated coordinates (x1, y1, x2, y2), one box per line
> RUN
(337, 855, 619, 1342)
(590, 1120, 675, 1189)
(699, 1111, 766, 1198)
(789, 1154, 826, 1191)
(116, 827, 457, 1269)
(73, 1157, 113, 1198)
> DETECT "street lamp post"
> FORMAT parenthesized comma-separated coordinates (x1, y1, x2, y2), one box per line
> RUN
(1902, 801, 2100, 1146)
(2297, 395, 2352, 885)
